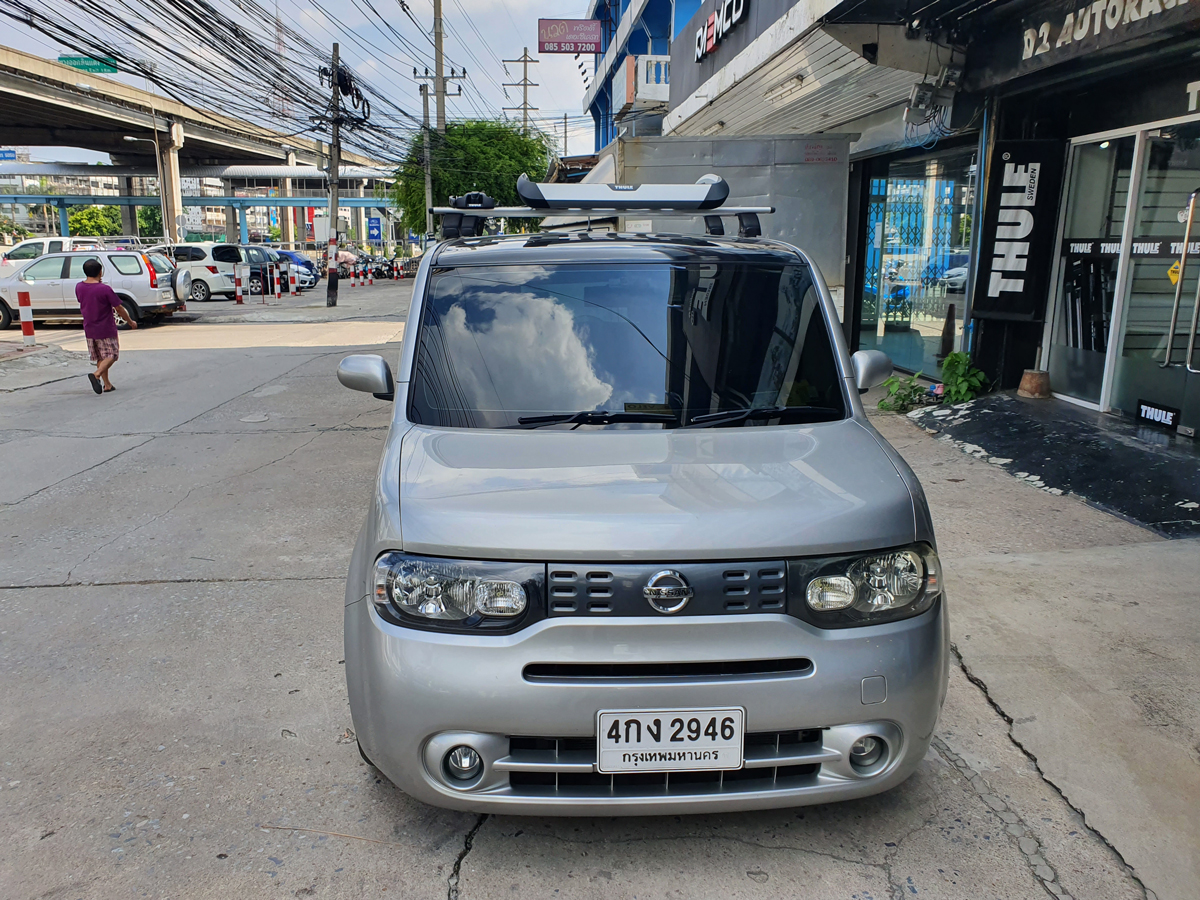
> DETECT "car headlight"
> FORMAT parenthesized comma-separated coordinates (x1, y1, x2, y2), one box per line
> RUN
(372, 552, 543, 631)
(792, 544, 941, 627)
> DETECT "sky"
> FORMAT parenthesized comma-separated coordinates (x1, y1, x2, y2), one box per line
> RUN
(0, 0, 596, 165)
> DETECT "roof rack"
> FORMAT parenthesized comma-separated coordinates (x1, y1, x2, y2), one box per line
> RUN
(431, 174, 774, 239)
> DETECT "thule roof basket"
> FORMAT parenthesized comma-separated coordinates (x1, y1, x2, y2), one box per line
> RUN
(431, 174, 773, 239)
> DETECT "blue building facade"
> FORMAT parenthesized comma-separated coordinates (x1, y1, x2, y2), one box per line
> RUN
(583, 0, 700, 150)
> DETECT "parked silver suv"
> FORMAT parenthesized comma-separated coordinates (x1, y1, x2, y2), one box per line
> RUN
(337, 182, 947, 816)
(0, 249, 189, 329)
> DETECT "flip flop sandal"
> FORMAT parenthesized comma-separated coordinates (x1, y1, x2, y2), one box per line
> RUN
(103, 386, 116, 393)
(88, 373, 103, 394)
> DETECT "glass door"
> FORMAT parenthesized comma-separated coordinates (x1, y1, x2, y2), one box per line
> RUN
(858, 148, 976, 375)
(1045, 137, 1135, 404)
(1108, 122, 1200, 431)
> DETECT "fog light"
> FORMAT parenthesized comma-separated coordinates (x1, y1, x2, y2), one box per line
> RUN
(850, 735, 884, 768)
(445, 745, 482, 781)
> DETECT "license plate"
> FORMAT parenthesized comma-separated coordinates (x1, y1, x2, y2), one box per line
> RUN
(596, 708, 744, 774)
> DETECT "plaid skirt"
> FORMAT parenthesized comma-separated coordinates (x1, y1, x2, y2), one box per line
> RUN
(86, 336, 120, 363)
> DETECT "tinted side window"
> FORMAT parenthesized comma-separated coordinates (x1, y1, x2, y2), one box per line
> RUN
(23, 257, 67, 280)
(245, 247, 266, 264)
(7, 243, 42, 260)
(190, 247, 208, 261)
(210, 245, 240, 264)
(109, 255, 143, 275)
(67, 255, 102, 278)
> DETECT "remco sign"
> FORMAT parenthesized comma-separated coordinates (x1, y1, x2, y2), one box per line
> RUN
(694, 0, 749, 62)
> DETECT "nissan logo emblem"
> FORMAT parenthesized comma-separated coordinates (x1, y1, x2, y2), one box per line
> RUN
(643, 570, 693, 614)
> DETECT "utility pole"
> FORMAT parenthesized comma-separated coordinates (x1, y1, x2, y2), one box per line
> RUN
(503, 48, 539, 135)
(563, 113, 568, 157)
(325, 42, 341, 307)
(433, 0, 445, 133)
(419, 83, 433, 237)
(415, 67, 462, 237)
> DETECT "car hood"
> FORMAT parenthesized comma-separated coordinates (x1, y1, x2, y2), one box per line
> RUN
(397, 420, 916, 561)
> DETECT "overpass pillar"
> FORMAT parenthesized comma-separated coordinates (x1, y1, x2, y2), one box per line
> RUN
(280, 151, 296, 249)
(119, 177, 138, 236)
(223, 178, 238, 243)
(239, 205, 250, 244)
(57, 201, 69, 237)
(158, 123, 185, 242)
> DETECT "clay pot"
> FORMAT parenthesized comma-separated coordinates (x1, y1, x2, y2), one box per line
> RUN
(1017, 369, 1051, 399)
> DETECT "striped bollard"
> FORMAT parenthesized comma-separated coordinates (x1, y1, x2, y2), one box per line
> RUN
(289, 266, 298, 296)
(274, 264, 282, 302)
(367, 266, 374, 286)
(234, 266, 244, 304)
(392, 261, 398, 281)
(17, 290, 35, 346)
(350, 266, 357, 287)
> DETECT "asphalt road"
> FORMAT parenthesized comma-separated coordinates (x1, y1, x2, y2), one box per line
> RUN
(0, 282, 1171, 899)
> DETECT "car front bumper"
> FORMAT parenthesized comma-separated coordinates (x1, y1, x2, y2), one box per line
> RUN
(346, 596, 949, 815)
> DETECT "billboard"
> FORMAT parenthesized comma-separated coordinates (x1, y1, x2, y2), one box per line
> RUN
(538, 19, 602, 54)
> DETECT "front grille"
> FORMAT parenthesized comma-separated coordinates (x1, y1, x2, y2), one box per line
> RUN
(522, 658, 813, 682)
(501, 729, 832, 797)
(547, 562, 787, 617)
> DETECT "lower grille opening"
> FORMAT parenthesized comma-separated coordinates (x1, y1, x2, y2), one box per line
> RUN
(522, 658, 813, 682)
(505, 729, 826, 797)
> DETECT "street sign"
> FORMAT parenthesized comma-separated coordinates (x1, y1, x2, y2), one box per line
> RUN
(58, 55, 118, 73)
(367, 217, 382, 242)
(538, 19, 602, 54)
(0, 150, 16, 161)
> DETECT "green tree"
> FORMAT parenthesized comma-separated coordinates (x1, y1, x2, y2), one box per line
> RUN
(69, 205, 123, 236)
(0, 214, 30, 238)
(269, 225, 282, 242)
(138, 205, 163, 237)
(393, 120, 550, 234)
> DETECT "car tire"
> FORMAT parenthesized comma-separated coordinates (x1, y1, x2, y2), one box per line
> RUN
(190, 279, 211, 302)
(121, 299, 142, 326)
(0, 301, 11, 330)
(249, 275, 263, 295)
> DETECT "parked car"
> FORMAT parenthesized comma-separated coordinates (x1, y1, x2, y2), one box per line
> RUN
(940, 265, 969, 293)
(150, 242, 244, 302)
(335, 177, 948, 816)
(0, 249, 190, 329)
(276, 250, 321, 290)
(1, 236, 105, 268)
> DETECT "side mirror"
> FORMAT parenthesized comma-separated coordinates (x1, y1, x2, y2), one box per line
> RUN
(338, 353, 395, 401)
(851, 349, 893, 391)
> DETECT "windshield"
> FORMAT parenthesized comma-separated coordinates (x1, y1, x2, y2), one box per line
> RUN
(408, 262, 846, 429)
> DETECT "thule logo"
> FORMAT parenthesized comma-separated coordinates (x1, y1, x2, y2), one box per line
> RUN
(609, 184, 636, 191)
(987, 162, 1041, 299)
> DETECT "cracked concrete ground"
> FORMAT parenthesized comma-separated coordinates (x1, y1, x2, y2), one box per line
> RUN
(0, 287, 1174, 898)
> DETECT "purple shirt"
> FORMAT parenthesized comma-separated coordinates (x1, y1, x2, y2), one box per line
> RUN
(76, 281, 122, 340)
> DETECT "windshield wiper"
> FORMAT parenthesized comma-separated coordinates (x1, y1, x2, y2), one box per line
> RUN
(683, 406, 842, 428)
(511, 410, 679, 429)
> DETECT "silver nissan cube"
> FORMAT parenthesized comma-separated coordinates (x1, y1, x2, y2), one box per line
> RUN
(338, 194, 948, 816)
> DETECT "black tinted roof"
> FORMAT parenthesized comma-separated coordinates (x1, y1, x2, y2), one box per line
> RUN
(430, 233, 803, 268)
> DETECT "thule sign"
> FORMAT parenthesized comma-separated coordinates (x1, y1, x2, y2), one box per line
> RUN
(695, 0, 749, 62)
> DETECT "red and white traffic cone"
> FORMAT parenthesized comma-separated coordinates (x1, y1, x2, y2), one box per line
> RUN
(17, 290, 35, 346)
(234, 267, 244, 304)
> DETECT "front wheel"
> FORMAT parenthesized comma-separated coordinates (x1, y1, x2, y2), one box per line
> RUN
(190, 279, 212, 302)
(0, 301, 11, 330)
(249, 275, 263, 295)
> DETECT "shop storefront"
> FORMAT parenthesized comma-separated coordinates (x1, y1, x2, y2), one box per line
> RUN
(981, 43, 1200, 436)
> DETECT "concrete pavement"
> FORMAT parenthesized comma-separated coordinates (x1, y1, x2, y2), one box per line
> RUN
(0, 284, 1172, 899)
